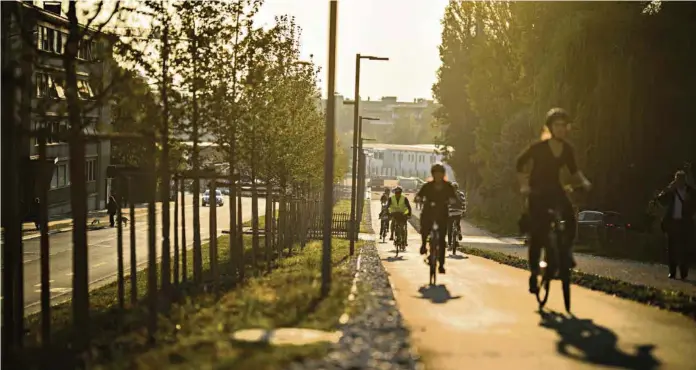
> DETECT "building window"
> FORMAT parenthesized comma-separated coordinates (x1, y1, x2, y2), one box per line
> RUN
(51, 163, 69, 189)
(37, 121, 67, 144)
(77, 80, 94, 99)
(77, 40, 95, 61)
(36, 73, 66, 99)
(36, 73, 50, 97)
(85, 158, 97, 182)
(37, 26, 67, 54)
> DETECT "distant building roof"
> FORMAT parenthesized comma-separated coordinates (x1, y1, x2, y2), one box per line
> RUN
(362, 143, 453, 153)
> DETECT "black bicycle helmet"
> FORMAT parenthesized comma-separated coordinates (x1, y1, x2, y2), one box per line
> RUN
(431, 163, 446, 174)
(545, 107, 571, 129)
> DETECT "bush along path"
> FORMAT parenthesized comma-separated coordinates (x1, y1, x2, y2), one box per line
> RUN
(289, 203, 420, 370)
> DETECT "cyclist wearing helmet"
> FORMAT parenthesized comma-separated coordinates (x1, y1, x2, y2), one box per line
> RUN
(415, 163, 458, 274)
(380, 187, 391, 205)
(386, 186, 412, 245)
(516, 107, 591, 294)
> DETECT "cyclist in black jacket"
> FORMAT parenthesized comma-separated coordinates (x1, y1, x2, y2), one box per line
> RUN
(415, 163, 458, 274)
(516, 108, 591, 294)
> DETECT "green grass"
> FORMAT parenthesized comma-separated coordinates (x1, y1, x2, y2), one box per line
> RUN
(98, 238, 356, 369)
(17, 214, 359, 369)
(333, 199, 369, 233)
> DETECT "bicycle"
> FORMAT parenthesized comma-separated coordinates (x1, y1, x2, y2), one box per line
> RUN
(534, 185, 584, 312)
(447, 208, 464, 255)
(392, 213, 408, 257)
(379, 205, 390, 243)
(428, 221, 441, 285)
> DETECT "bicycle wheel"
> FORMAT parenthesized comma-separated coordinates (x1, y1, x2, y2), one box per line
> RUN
(562, 278, 571, 312)
(429, 232, 438, 285)
(536, 249, 551, 308)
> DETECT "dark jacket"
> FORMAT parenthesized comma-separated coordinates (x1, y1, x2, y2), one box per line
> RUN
(657, 185, 695, 230)
(107, 196, 118, 215)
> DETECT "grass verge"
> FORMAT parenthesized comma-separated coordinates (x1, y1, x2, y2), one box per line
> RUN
(407, 215, 696, 321)
(17, 216, 358, 370)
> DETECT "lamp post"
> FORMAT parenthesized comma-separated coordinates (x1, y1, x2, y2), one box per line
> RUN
(349, 54, 388, 256)
(356, 136, 376, 231)
(352, 116, 379, 242)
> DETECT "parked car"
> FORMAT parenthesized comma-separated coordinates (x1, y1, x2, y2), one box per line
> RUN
(577, 210, 629, 243)
(202, 189, 224, 207)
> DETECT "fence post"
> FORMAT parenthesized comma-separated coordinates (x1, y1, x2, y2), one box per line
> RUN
(38, 132, 51, 351)
(147, 135, 158, 343)
(116, 182, 125, 310)
(129, 178, 138, 304)
(180, 179, 187, 283)
(173, 176, 179, 286)
(209, 179, 218, 293)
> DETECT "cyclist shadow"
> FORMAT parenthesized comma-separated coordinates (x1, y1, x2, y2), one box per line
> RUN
(416, 285, 462, 304)
(538, 310, 661, 370)
(447, 254, 468, 260)
(382, 255, 406, 262)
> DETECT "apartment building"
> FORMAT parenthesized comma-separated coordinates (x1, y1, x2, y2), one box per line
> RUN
(362, 143, 455, 180)
(5, 1, 113, 215)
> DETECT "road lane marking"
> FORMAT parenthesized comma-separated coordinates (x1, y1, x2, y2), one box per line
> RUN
(92, 262, 106, 269)
(34, 287, 71, 294)
(34, 280, 55, 287)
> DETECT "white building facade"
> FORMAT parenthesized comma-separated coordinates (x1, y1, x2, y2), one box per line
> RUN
(363, 144, 455, 180)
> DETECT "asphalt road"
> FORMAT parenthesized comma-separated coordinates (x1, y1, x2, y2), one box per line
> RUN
(371, 200, 696, 369)
(18, 194, 266, 315)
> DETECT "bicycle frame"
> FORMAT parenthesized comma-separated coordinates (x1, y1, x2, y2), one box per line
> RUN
(429, 222, 440, 285)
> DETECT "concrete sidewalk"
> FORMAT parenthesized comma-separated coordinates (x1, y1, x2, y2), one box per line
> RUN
(371, 200, 696, 369)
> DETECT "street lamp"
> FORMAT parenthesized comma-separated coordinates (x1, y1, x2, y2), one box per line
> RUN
(355, 136, 376, 228)
(349, 54, 388, 255)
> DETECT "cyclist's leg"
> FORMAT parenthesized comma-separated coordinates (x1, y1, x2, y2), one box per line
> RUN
(420, 217, 431, 255)
(560, 195, 577, 268)
(528, 195, 550, 292)
(446, 217, 454, 246)
(437, 218, 448, 272)
(390, 217, 395, 240)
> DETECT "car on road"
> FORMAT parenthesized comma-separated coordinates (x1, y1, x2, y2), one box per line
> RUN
(202, 189, 223, 207)
(577, 210, 629, 243)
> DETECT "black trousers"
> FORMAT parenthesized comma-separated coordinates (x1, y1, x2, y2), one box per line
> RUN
(665, 220, 693, 277)
(109, 213, 115, 227)
(421, 217, 447, 267)
(447, 215, 462, 245)
(527, 193, 576, 275)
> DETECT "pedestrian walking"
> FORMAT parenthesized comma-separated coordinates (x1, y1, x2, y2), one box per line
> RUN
(657, 169, 695, 280)
(108, 194, 119, 227)
(30, 197, 41, 231)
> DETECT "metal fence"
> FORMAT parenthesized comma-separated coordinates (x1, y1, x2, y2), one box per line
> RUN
(2, 127, 346, 368)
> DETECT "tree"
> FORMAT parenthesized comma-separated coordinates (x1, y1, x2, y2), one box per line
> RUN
(433, 1, 696, 233)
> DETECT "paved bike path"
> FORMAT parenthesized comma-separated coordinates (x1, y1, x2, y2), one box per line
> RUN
(370, 200, 696, 370)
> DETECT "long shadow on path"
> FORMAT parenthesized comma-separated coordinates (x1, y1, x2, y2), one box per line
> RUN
(539, 310, 661, 370)
(416, 284, 462, 304)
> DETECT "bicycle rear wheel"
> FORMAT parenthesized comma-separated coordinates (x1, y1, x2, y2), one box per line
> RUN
(536, 275, 550, 308)
(562, 278, 571, 312)
(429, 233, 438, 285)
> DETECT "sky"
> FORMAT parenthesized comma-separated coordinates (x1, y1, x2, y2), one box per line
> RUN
(254, 0, 450, 102)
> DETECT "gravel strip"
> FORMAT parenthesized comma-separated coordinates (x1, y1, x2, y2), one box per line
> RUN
(288, 207, 420, 370)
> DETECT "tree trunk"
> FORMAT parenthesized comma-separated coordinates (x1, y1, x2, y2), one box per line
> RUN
(66, 2, 90, 353)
